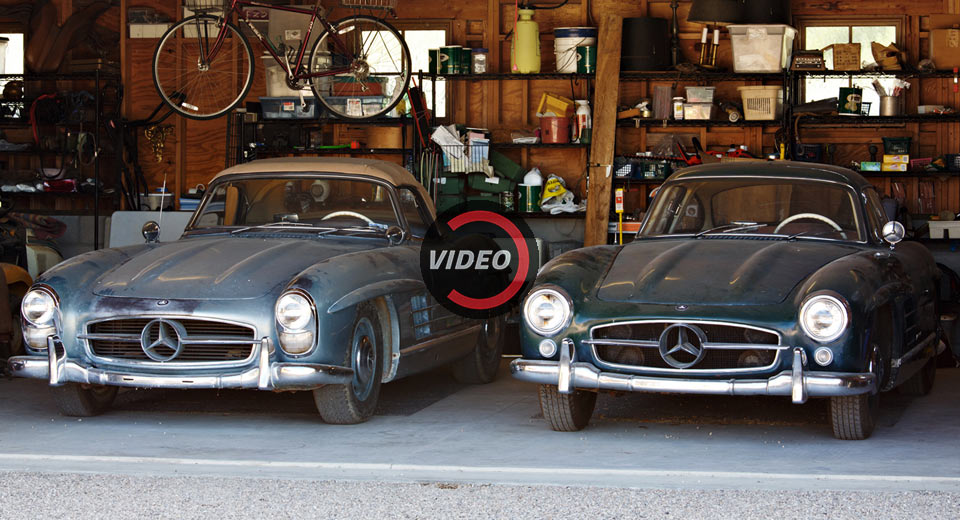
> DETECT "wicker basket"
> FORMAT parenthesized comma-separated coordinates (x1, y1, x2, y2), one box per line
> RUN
(340, 0, 399, 9)
(183, 0, 230, 11)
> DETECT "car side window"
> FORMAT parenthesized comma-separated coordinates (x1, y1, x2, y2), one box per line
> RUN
(863, 189, 887, 243)
(397, 187, 429, 238)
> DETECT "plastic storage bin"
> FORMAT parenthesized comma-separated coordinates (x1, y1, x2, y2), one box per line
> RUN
(929, 221, 960, 239)
(684, 86, 715, 103)
(737, 86, 783, 120)
(882, 137, 911, 154)
(728, 24, 797, 73)
(260, 97, 317, 119)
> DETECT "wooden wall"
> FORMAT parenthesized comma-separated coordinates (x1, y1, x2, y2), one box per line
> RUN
(107, 0, 960, 213)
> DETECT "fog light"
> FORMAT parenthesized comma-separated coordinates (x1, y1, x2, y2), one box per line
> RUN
(538, 339, 557, 358)
(814, 347, 833, 366)
(24, 325, 56, 350)
(279, 331, 314, 355)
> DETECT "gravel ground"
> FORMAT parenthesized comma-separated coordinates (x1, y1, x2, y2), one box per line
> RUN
(0, 471, 957, 519)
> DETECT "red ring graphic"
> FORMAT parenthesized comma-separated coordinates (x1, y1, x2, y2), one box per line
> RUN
(444, 210, 530, 310)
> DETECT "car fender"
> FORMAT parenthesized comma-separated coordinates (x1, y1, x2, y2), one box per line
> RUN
(284, 245, 423, 372)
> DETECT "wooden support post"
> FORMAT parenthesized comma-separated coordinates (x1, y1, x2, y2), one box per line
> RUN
(583, 13, 622, 247)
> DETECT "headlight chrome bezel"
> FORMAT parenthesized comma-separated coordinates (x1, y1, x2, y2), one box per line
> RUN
(275, 291, 315, 333)
(21, 286, 60, 328)
(275, 289, 318, 356)
(522, 286, 573, 337)
(799, 292, 850, 344)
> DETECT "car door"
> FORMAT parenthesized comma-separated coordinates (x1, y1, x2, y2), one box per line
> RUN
(863, 188, 936, 352)
(393, 187, 473, 375)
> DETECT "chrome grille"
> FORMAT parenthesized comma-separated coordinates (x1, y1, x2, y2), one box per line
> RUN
(85, 318, 256, 363)
(587, 321, 783, 374)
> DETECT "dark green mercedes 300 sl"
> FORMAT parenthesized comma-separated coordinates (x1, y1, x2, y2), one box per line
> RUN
(511, 162, 943, 440)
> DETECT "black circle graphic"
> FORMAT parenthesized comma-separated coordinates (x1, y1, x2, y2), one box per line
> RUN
(420, 201, 540, 319)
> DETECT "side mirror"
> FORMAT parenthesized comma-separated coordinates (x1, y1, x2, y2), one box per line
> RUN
(385, 225, 405, 245)
(142, 221, 160, 243)
(882, 221, 904, 248)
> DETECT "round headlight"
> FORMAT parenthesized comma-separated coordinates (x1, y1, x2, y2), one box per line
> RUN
(800, 294, 848, 343)
(22, 289, 57, 327)
(523, 288, 572, 336)
(275, 292, 313, 331)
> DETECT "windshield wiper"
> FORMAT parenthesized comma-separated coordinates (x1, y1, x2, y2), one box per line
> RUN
(230, 222, 334, 235)
(786, 229, 846, 240)
(694, 221, 761, 238)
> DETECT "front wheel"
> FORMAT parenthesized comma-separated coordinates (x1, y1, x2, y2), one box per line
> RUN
(308, 15, 411, 120)
(313, 303, 383, 424)
(829, 393, 878, 440)
(538, 384, 597, 432)
(152, 15, 254, 120)
(51, 384, 118, 417)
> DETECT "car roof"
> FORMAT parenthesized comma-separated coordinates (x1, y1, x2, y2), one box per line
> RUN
(210, 156, 432, 203)
(668, 161, 872, 190)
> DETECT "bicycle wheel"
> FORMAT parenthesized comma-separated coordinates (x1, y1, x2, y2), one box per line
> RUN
(308, 15, 411, 120)
(153, 14, 254, 120)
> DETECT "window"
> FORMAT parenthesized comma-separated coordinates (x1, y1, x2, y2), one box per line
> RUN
(800, 21, 900, 115)
(397, 187, 429, 237)
(863, 189, 888, 243)
(364, 26, 448, 118)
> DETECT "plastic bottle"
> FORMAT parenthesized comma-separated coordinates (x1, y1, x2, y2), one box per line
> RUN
(511, 9, 541, 73)
(575, 100, 591, 143)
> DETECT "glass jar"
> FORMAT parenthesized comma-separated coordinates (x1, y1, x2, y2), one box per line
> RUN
(472, 48, 489, 74)
(672, 97, 685, 120)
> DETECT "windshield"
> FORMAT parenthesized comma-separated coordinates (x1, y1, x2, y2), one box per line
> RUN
(188, 177, 400, 231)
(640, 178, 863, 242)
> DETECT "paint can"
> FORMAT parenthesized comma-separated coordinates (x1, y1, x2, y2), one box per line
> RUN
(428, 48, 439, 75)
(576, 46, 596, 73)
(439, 46, 461, 76)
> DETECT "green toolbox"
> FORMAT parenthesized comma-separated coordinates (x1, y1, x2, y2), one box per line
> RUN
(467, 172, 514, 194)
(489, 150, 526, 182)
(438, 174, 465, 195)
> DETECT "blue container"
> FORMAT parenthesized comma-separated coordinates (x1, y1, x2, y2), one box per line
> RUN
(260, 97, 317, 119)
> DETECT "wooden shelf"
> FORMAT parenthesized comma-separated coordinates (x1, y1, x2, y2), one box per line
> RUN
(619, 71, 785, 81)
(797, 114, 960, 125)
(420, 72, 594, 81)
(793, 70, 959, 79)
(859, 170, 960, 178)
(618, 119, 781, 128)
(254, 148, 408, 155)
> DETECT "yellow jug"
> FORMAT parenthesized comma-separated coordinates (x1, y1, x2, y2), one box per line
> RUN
(510, 9, 541, 73)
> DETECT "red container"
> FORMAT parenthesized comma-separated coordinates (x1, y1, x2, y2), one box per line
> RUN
(540, 116, 571, 144)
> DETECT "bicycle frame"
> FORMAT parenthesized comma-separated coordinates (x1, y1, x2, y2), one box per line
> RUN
(205, 0, 357, 81)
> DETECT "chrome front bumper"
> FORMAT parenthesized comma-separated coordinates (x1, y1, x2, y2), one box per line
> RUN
(510, 340, 875, 404)
(6, 336, 352, 391)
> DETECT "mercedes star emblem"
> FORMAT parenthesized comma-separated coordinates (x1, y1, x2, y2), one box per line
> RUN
(658, 323, 707, 369)
(140, 319, 187, 362)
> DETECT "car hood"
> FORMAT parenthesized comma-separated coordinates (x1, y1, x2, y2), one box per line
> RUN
(596, 238, 859, 305)
(93, 236, 372, 300)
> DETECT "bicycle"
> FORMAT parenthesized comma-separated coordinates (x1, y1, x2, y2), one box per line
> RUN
(152, 0, 411, 121)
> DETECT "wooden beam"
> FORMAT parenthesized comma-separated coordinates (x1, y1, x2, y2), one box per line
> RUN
(583, 13, 622, 247)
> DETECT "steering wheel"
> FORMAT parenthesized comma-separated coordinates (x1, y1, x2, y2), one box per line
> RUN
(321, 210, 376, 226)
(774, 212, 847, 239)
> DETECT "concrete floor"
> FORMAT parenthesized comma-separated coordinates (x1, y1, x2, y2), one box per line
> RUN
(0, 362, 958, 493)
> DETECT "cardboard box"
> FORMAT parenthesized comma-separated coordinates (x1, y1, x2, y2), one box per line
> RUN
(883, 154, 910, 164)
(930, 15, 960, 70)
(882, 162, 908, 172)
